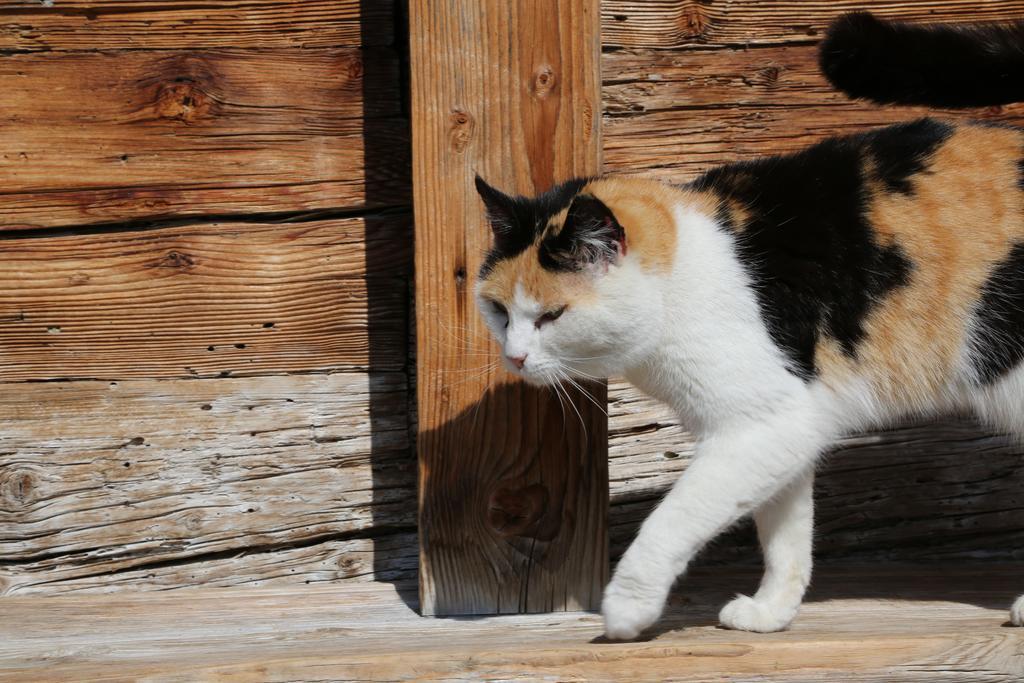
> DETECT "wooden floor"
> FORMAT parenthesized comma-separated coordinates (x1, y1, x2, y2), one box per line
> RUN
(2, 565, 1023, 682)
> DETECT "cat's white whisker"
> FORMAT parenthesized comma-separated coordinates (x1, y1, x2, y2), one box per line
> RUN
(562, 375, 609, 417)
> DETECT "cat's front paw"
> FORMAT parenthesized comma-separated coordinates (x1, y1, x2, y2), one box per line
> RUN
(718, 594, 796, 633)
(601, 576, 666, 641)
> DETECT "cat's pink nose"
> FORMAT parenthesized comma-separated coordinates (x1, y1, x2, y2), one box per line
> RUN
(507, 354, 527, 370)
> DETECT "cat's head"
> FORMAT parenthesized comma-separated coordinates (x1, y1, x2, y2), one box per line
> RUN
(473, 175, 676, 385)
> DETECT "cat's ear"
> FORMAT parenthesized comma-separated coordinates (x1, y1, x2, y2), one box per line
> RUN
(475, 175, 519, 242)
(542, 194, 626, 271)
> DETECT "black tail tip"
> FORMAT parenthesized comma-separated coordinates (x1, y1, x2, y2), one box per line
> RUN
(818, 11, 1024, 108)
(818, 12, 894, 101)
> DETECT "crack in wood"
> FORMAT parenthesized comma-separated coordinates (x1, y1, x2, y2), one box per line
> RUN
(0, 206, 410, 242)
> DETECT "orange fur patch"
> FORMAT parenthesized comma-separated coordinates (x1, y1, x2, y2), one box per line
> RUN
(815, 123, 1024, 404)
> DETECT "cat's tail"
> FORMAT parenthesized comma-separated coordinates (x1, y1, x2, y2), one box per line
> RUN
(819, 11, 1024, 108)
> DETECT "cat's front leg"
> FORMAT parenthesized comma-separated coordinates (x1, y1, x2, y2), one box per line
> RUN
(602, 412, 829, 641)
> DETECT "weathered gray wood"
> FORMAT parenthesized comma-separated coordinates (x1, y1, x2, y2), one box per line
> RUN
(2, 566, 1022, 681)
(1, 533, 418, 595)
(0, 373, 413, 595)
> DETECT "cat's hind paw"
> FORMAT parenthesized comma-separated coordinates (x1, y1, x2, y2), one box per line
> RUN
(1010, 595, 1024, 626)
(718, 594, 796, 633)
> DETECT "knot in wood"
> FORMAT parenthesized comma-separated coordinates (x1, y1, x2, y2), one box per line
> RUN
(530, 65, 557, 99)
(487, 483, 551, 540)
(155, 80, 213, 123)
(682, 6, 709, 40)
(757, 65, 781, 86)
(0, 469, 39, 510)
(183, 511, 204, 532)
(447, 108, 475, 153)
(346, 55, 364, 80)
(158, 250, 196, 269)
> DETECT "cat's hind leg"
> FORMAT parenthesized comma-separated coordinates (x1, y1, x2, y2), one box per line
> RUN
(719, 471, 814, 632)
(966, 366, 1024, 626)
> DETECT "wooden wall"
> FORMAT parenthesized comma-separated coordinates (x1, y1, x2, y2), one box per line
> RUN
(3, 0, 1024, 597)
(0, 1, 418, 594)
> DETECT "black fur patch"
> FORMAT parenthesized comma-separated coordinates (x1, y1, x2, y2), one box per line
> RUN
(970, 244, 1024, 383)
(820, 11, 1024, 108)
(865, 119, 953, 194)
(691, 122, 938, 379)
(476, 177, 588, 279)
(539, 194, 624, 271)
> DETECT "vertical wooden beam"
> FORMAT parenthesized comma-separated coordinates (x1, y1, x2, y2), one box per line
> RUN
(411, 0, 606, 615)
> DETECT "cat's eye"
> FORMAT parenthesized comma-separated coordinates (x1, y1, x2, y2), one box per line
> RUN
(536, 305, 567, 328)
(490, 300, 509, 327)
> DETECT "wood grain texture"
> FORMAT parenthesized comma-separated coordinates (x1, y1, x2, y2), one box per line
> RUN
(0, 215, 411, 380)
(2, 566, 1023, 682)
(602, 0, 1024, 48)
(0, 0, 394, 50)
(412, 0, 606, 615)
(0, 48, 408, 229)
(603, 44, 1024, 182)
(0, 373, 413, 595)
(1, 533, 419, 595)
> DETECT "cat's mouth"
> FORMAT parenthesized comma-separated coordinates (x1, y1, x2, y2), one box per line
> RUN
(509, 366, 555, 387)
(510, 360, 594, 389)
(502, 358, 556, 386)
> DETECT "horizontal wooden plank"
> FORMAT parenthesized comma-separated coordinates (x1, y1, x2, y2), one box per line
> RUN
(0, 215, 411, 380)
(605, 44, 847, 111)
(608, 379, 689, 502)
(0, 0, 394, 50)
(602, 45, 1024, 181)
(2, 566, 1023, 681)
(602, 1, 1024, 49)
(1, 533, 419, 595)
(0, 372, 414, 595)
(0, 48, 408, 229)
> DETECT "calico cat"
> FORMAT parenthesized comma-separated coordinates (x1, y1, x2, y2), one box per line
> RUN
(474, 12, 1024, 640)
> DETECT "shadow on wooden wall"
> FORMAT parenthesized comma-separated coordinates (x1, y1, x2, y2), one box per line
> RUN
(362, 0, 418, 608)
